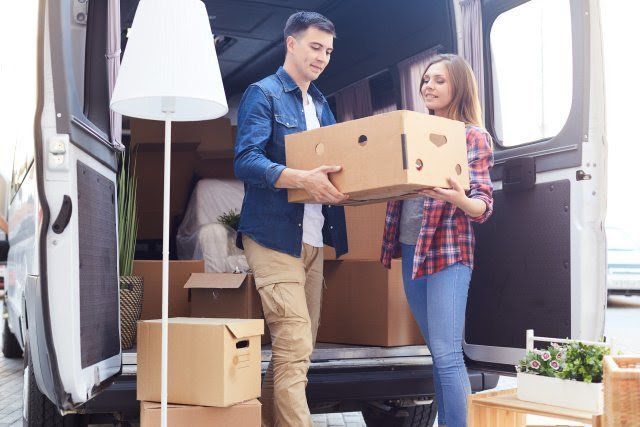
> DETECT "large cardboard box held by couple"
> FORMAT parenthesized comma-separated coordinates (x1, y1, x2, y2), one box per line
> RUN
(184, 272, 271, 344)
(317, 259, 424, 347)
(286, 110, 470, 205)
(140, 400, 260, 427)
(137, 318, 263, 407)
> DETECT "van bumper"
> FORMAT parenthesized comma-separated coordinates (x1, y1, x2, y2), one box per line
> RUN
(82, 366, 499, 420)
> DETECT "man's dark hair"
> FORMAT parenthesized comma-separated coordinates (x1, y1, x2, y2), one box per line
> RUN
(283, 11, 336, 42)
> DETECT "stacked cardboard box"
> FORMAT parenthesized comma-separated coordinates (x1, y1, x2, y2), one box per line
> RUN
(318, 204, 425, 347)
(137, 318, 263, 426)
(133, 260, 205, 320)
(317, 259, 424, 346)
(184, 272, 271, 344)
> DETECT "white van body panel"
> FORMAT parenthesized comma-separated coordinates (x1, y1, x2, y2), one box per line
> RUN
(40, 5, 122, 404)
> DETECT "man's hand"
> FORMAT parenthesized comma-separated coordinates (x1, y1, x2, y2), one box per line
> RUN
(276, 165, 348, 204)
(300, 165, 349, 204)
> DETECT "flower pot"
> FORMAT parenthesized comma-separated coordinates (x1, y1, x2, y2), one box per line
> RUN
(119, 275, 144, 350)
(517, 372, 603, 413)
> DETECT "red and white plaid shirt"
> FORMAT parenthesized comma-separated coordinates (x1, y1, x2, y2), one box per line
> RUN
(380, 125, 494, 279)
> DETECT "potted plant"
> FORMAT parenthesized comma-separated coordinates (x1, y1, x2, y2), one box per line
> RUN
(516, 329, 611, 413)
(217, 208, 240, 231)
(117, 150, 143, 350)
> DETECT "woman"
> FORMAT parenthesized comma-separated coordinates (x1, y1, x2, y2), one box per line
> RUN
(381, 54, 494, 427)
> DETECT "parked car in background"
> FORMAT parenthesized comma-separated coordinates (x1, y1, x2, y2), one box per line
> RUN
(606, 226, 640, 295)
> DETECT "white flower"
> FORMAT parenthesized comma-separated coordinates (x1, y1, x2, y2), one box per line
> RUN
(550, 360, 560, 370)
(541, 351, 552, 361)
(556, 352, 565, 360)
(530, 360, 541, 370)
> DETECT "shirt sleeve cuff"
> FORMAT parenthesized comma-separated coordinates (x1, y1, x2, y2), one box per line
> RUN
(469, 194, 493, 223)
(265, 163, 287, 191)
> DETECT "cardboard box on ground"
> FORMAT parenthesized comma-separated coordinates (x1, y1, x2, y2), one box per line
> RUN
(140, 399, 260, 427)
(286, 110, 470, 206)
(137, 318, 264, 408)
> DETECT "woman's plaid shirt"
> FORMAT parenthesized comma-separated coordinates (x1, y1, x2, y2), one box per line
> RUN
(380, 125, 494, 279)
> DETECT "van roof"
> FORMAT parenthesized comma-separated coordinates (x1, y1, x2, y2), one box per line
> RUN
(120, 0, 456, 96)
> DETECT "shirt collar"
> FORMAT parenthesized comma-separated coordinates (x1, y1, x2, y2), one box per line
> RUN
(276, 66, 327, 104)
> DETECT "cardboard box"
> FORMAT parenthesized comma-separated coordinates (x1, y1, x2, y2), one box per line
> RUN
(137, 318, 263, 407)
(184, 272, 271, 344)
(324, 202, 387, 261)
(131, 117, 233, 157)
(140, 399, 261, 427)
(317, 259, 424, 346)
(133, 260, 204, 320)
(134, 150, 199, 240)
(286, 110, 469, 205)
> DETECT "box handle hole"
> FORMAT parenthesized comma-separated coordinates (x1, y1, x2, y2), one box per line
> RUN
(429, 133, 447, 147)
(358, 135, 368, 146)
(236, 340, 249, 349)
(415, 159, 424, 171)
(455, 164, 462, 175)
(315, 143, 325, 155)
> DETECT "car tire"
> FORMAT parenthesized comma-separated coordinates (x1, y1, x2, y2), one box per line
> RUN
(363, 400, 437, 427)
(23, 346, 84, 427)
(2, 317, 23, 359)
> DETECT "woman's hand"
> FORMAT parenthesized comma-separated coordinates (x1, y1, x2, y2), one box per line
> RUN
(420, 177, 488, 218)
(420, 177, 467, 207)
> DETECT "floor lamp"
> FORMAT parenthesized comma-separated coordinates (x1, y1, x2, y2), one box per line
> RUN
(109, 1, 228, 426)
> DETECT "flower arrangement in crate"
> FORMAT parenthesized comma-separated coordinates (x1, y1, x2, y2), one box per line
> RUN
(515, 329, 612, 413)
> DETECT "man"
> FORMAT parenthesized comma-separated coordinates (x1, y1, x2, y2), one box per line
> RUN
(234, 11, 348, 427)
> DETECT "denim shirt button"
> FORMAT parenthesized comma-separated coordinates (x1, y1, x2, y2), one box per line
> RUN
(298, 223, 302, 227)
(328, 205, 332, 208)
(330, 226, 333, 230)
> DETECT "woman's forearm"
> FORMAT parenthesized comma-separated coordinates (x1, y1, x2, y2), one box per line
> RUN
(457, 196, 487, 219)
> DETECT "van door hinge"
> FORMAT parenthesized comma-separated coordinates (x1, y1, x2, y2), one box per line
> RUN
(576, 170, 592, 181)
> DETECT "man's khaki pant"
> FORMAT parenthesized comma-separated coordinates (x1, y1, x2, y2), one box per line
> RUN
(242, 236, 323, 427)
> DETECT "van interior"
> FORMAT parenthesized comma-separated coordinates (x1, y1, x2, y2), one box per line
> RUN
(120, 0, 457, 259)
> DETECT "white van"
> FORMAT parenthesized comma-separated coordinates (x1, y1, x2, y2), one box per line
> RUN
(1, 0, 607, 425)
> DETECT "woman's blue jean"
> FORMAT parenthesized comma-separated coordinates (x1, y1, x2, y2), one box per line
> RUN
(401, 244, 472, 427)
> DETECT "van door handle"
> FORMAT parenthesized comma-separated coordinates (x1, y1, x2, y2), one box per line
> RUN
(52, 195, 72, 234)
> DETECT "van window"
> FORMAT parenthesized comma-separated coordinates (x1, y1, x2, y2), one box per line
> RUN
(490, 0, 572, 147)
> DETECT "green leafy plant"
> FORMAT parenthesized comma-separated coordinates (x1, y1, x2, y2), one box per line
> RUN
(516, 341, 610, 383)
(117, 150, 138, 278)
(556, 342, 610, 383)
(217, 209, 240, 231)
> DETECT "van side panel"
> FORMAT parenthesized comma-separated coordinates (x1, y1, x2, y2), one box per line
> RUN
(76, 162, 119, 368)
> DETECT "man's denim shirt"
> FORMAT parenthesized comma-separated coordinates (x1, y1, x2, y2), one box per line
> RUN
(234, 67, 348, 258)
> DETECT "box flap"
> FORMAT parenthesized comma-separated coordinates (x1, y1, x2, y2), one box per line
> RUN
(226, 319, 264, 339)
(184, 272, 247, 289)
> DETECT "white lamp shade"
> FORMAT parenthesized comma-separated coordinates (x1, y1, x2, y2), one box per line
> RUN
(110, 0, 228, 121)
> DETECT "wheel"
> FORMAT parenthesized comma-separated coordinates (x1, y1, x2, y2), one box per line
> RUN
(2, 317, 23, 358)
(363, 401, 437, 427)
(23, 346, 84, 427)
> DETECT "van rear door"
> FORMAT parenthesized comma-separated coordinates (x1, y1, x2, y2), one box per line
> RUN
(28, 0, 122, 410)
(463, 0, 607, 373)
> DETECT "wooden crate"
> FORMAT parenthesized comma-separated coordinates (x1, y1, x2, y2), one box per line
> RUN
(468, 388, 603, 427)
(603, 355, 640, 426)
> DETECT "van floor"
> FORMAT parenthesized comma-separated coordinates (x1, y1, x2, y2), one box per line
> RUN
(122, 343, 431, 371)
